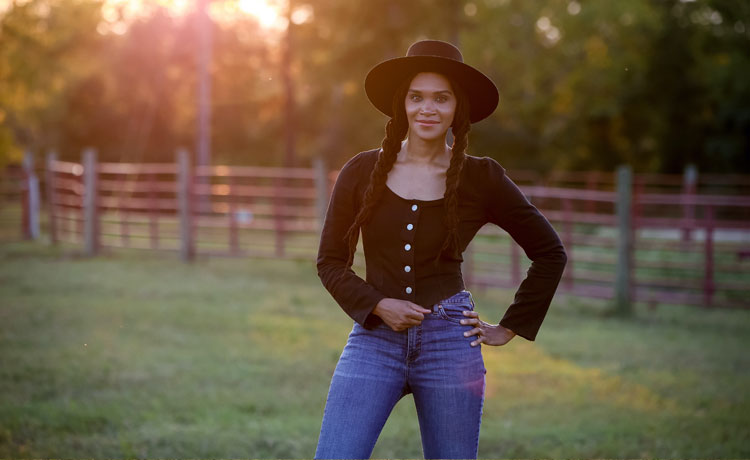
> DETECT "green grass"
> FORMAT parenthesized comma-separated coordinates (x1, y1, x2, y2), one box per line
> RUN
(1, 240, 749, 458)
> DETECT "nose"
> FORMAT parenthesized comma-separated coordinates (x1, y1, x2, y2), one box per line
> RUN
(419, 99, 437, 115)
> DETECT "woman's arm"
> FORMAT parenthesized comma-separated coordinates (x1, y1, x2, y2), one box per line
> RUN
(482, 157, 568, 341)
(316, 152, 387, 327)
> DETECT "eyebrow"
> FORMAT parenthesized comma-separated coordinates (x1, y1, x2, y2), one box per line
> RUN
(407, 89, 453, 95)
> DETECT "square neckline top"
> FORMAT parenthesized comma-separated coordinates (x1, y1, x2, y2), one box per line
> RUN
(384, 183, 445, 205)
(317, 148, 568, 342)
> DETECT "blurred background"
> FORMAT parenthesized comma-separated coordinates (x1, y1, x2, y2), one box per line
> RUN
(1, 0, 749, 458)
(1, 0, 749, 173)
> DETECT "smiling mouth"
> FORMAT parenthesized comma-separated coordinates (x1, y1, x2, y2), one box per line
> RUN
(417, 120, 439, 124)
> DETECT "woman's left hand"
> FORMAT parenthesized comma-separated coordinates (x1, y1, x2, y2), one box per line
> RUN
(460, 311, 517, 346)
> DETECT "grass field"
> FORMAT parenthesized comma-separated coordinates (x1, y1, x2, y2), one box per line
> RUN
(1, 240, 749, 458)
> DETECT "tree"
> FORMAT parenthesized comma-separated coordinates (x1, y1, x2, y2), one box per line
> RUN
(0, 0, 104, 165)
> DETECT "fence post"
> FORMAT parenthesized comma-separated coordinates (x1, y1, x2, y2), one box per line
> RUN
(313, 156, 329, 230)
(46, 150, 58, 244)
(176, 148, 194, 262)
(615, 165, 633, 316)
(703, 205, 714, 307)
(562, 197, 574, 291)
(21, 154, 29, 238)
(148, 172, 158, 249)
(228, 174, 238, 255)
(22, 151, 41, 240)
(682, 164, 697, 243)
(118, 173, 130, 247)
(273, 176, 285, 258)
(83, 148, 99, 256)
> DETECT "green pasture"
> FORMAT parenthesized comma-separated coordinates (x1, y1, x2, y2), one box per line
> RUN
(1, 240, 748, 458)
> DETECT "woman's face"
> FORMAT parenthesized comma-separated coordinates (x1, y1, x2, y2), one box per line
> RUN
(404, 72, 457, 143)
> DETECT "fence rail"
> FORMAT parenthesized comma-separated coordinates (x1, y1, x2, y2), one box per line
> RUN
(3, 150, 749, 311)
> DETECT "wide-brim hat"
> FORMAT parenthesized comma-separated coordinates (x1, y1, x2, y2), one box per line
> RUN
(364, 40, 499, 124)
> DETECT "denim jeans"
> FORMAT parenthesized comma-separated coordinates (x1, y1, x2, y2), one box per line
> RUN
(315, 290, 486, 459)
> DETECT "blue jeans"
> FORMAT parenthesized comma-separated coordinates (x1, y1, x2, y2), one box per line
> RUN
(315, 290, 486, 459)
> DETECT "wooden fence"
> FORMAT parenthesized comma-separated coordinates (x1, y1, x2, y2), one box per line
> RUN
(467, 175, 750, 310)
(39, 149, 327, 260)
(5, 149, 750, 310)
(0, 153, 40, 241)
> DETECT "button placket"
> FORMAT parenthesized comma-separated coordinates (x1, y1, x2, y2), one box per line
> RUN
(400, 201, 420, 298)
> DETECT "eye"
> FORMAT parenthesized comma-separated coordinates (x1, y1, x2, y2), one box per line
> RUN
(436, 95, 449, 103)
(409, 94, 422, 102)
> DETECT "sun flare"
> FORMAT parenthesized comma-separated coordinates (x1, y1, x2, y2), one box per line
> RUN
(238, 0, 285, 29)
(98, 0, 290, 33)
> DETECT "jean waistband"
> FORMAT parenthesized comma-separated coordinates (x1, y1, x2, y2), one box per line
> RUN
(437, 289, 474, 307)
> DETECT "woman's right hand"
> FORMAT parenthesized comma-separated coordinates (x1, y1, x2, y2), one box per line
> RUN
(373, 298, 432, 331)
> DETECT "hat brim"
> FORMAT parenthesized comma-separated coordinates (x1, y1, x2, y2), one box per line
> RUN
(364, 55, 499, 124)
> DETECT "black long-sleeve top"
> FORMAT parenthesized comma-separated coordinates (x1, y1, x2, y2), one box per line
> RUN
(316, 148, 567, 341)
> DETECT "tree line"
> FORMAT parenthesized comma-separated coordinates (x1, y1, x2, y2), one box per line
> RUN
(1, 0, 748, 173)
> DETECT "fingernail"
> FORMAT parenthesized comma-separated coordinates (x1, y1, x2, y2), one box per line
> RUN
(463, 332, 468, 336)
(460, 320, 465, 324)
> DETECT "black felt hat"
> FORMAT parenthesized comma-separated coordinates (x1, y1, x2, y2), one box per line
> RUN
(364, 39, 499, 123)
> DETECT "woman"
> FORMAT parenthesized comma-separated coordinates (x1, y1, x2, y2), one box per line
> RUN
(315, 40, 567, 459)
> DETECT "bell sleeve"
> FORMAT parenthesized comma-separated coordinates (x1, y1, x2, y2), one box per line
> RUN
(482, 157, 568, 341)
(316, 152, 387, 328)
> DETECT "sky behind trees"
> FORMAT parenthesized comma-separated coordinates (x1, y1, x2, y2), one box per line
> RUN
(1, 0, 748, 173)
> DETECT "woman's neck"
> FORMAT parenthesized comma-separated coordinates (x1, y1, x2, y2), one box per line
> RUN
(400, 137, 450, 165)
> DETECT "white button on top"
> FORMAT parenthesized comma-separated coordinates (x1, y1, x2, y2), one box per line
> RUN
(404, 243, 411, 251)
(406, 223, 414, 231)
(404, 265, 411, 272)
(405, 286, 412, 294)
(411, 204, 418, 211)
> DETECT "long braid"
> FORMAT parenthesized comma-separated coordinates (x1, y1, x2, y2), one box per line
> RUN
(339, 73, 471, 273)
(433, 80, 471, 266)
(341, 80, 411, 269)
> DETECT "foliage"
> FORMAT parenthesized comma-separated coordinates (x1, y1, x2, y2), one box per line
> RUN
(0, 0, 104, 165)
(0, 0, 748, 172)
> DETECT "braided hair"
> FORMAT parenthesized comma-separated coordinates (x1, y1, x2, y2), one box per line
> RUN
(341, 72, 471, 270)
